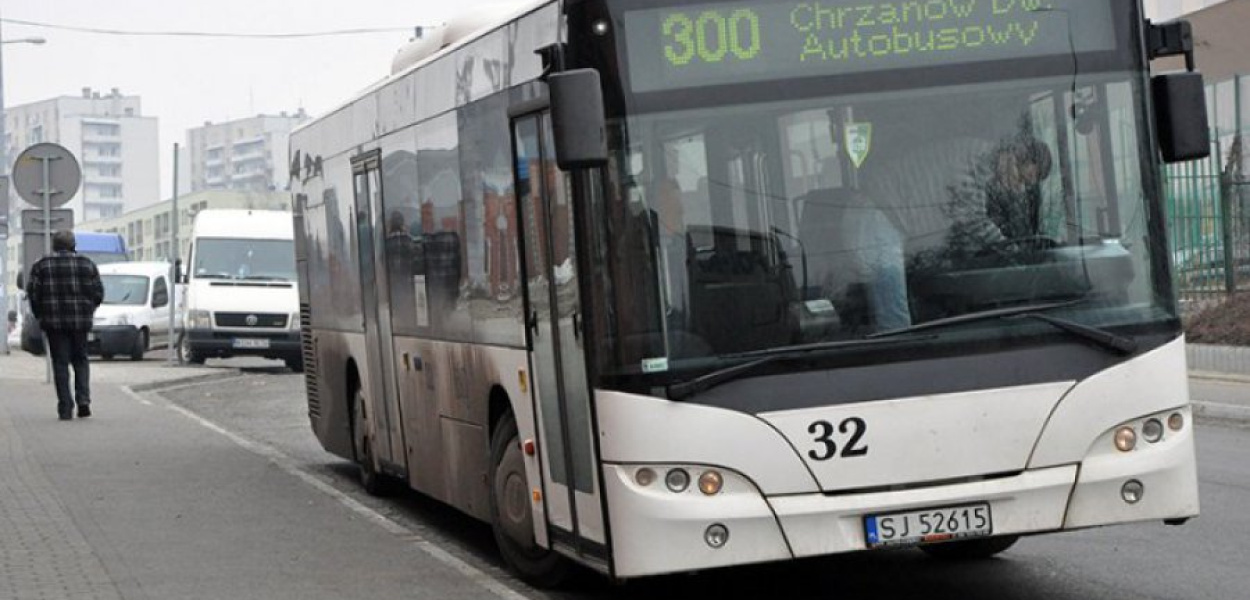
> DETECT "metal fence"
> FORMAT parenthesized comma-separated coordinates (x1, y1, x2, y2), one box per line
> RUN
(1165, 74, 1250, 311)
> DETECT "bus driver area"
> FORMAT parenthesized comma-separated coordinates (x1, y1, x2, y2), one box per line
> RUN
(596, 338, 1197, 577)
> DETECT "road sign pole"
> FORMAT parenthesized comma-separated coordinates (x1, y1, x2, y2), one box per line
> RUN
(40, 153, 53, 383)
(169, 143, 180, 365)
(12, 142, 81, 384)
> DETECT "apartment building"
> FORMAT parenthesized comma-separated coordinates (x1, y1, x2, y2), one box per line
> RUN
(187, 112, 307, 193)
(3, 87, 160, 223)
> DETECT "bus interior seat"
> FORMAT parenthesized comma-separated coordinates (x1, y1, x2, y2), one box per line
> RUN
(686, 224, 797, 353)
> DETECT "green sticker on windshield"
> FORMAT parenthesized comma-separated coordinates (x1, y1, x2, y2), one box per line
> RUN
(845, 122, 872, 169)
(642, 357, 670, 373)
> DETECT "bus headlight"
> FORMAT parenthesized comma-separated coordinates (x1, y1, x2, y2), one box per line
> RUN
(1114, 426, 1137, 452)
(665, 469, 690, 493)
(698, 471, 724, 495)
(1141, 419, 1164, 443)
(188, 309, 211, 329)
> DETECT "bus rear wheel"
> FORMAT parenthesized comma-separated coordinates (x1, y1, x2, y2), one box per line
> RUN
(920, 535, 1019, 560)
(351, 385, 386, 496)
(489, 414, 569, 588)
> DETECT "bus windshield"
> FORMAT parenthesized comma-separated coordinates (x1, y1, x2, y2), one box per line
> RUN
(193, 238, 296, 282)
(578, 0, 1173, 381)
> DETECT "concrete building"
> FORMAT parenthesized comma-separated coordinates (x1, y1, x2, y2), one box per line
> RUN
(75, 189, 293, 263)
(187, 112, 307, 194)
(3, 87, 160, 223)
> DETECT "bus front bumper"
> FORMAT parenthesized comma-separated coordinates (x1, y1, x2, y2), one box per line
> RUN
(602, 410, 1198, 579)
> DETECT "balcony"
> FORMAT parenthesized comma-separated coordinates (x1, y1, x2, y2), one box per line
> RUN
(82, 154, 123, 165)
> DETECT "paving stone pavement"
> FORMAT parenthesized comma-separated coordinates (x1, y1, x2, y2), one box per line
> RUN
(0, 400, 122, 600)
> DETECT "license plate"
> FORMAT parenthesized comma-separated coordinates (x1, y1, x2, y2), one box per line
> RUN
(865, 503, 992, 548)
(87, 332, 97, 342)
(232, 338, 270, 349)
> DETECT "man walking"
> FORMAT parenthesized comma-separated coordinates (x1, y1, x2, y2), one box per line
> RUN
(27, 230, 104, 420)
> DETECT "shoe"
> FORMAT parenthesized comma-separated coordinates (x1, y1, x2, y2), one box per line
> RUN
(77, 405, 91, 418)
(59, 414, 72, 421)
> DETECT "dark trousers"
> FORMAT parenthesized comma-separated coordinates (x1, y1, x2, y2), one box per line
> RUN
(45, 329, 91, 416)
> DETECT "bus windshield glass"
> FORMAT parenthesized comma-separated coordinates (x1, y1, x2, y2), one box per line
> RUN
(193, 238, 296, 282)
(580, 0, 1171, 383)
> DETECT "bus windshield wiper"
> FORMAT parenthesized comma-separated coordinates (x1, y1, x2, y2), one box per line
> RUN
(868, 298, 1137, 355)
(666, 336, 933, 401)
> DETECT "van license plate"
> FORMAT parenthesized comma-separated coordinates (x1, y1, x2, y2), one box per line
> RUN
(865, 503, 992, 548)
(232, 338, 270, 349)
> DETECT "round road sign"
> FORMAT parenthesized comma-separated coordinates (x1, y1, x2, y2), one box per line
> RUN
(13, 143, 81, 209)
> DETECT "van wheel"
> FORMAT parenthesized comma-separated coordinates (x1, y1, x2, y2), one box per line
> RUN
(921, 535, 1019, 560)
(130, 329, 148, 361)
(179, 334, 204, 365)
(101, 354, 113, 361)
(351, 385, 386, 496)
(489, 413, 570, 588)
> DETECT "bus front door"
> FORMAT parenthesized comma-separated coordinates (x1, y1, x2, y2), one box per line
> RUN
(351, 151, 406, 478)
(512, 113, 607, 562)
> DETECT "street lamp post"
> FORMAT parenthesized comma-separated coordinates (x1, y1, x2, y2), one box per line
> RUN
(0, 14, 48, 354)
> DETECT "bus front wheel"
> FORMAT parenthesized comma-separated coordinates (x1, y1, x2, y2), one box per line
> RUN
(920, 535, 1019, 560)
(489, 414, 569, 588)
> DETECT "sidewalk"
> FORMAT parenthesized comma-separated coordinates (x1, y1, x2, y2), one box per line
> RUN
(1188, 343, 1250, 423)
(0, 352, 520, 600)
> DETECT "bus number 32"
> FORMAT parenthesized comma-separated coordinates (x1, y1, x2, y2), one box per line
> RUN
(663, 9, 762, 67)
(807, 417, 869, 461)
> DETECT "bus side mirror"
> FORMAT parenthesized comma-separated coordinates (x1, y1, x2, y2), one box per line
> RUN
(15, 272, 23, 291)
(549, 69, 608, 170)
(1152, 72, 1210, 163)
(175, 259, 184, 284)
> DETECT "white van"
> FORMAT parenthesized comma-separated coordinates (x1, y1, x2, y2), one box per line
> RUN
(92, 262, 177, 361)
(179, 209, 301, 370)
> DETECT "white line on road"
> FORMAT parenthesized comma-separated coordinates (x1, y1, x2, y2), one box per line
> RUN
(120, 384, 534, 600)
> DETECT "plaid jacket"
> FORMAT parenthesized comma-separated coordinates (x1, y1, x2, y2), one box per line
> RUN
(27, 251, 104, 332)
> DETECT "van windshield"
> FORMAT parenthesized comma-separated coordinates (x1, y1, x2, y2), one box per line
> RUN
(102, 275, 149, 306)
(194, 238, 296, 282)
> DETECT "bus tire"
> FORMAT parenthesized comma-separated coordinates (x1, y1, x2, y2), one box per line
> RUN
(920, 535, 1019, 560)
(351, 385, 387, 496)
(489, 413, 570, 588)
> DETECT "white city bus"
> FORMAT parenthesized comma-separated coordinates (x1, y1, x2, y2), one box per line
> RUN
(292, 0, 1208, 585)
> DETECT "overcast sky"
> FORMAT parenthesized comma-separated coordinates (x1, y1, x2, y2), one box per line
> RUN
(2, 0, 510, 196)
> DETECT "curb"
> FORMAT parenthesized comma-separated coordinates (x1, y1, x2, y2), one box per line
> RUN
(1192, 400, 1250, 424)
(127, 370, 246, 393)
(1188, 370, 1250, 385)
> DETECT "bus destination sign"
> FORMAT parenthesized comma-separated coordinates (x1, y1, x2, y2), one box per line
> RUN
(623, 0, 1116, 93)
